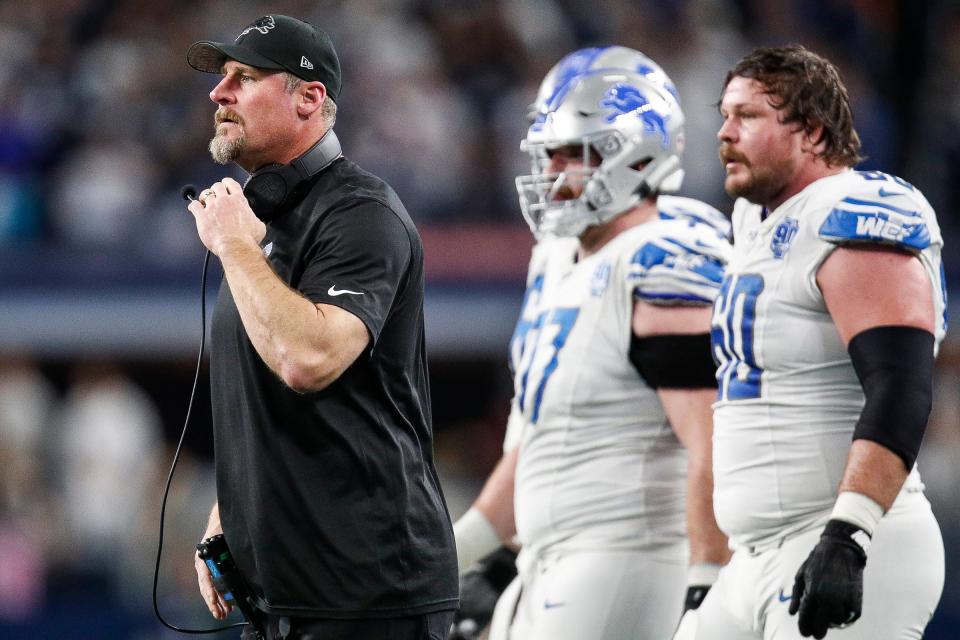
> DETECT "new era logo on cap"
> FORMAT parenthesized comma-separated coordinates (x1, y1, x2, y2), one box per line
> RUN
(186, 14, 342, 101)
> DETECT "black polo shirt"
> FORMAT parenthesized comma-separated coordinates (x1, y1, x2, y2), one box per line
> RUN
(209, 157, 458, 618)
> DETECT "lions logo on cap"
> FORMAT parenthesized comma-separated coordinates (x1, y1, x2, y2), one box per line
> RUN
(237, 15, 276, 40)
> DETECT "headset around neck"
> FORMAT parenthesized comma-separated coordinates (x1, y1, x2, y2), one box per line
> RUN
(243, 128, 343, 221)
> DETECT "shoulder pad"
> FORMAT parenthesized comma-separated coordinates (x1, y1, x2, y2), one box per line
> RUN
(818, 194, 930, 252)
(657, 195, 732, 240)
(629, 227, 728, 305)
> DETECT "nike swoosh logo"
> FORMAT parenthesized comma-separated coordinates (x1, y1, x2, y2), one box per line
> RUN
(328, 286, 364, 297)
(778, 589, 792, 602)
(543, 601, 565, 609)
(878, 187, 904, 198)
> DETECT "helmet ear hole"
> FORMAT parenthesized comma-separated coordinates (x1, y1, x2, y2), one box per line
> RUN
(585, 179, 613, 209)
(594, 134, 622, 158)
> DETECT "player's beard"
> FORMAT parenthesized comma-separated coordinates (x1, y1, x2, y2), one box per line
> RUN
(721, 146, 796, 207)
(209, 125, 245, 165)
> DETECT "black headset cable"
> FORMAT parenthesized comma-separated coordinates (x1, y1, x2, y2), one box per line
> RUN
(152, 189, 247, 635)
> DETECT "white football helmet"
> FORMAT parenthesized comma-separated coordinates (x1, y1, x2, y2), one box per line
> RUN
(516, 67, 685, 238)
(527, 46, 681, 123)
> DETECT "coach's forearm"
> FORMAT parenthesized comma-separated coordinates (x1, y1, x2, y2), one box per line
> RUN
(218, 239, 366, 392)
(220, 240, 324, 372)
(203, 502, 222, 538)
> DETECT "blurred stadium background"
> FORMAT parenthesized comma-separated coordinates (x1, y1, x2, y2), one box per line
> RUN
(0, 1, 958, 638)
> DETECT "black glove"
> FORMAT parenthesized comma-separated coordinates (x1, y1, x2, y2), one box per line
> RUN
(683, 585, 711, 613)
(449, 546, 518, 640)
(789, 520, 870, 639)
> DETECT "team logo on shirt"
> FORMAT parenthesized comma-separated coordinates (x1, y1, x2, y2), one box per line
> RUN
(328, 285, 364, 296)
(590, 261, 612, 296)
(770, 218, 799, 259)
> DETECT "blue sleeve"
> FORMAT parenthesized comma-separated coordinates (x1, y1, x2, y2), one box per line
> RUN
(818, 195, 931, 252)
(629, 234, 726, 305)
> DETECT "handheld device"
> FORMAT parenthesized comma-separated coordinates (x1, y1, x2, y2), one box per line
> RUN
(196, 534, 266, 639)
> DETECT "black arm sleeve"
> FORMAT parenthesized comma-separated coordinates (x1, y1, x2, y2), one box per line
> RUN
(848, 325, 935, 470)
(629, 332, 718, 389)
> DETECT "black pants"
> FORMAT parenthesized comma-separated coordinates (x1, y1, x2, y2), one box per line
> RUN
(239, 609, 455, 640)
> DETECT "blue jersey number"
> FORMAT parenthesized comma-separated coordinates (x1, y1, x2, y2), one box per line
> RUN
(509, 275, 545, 375)
(712, 274, 765, 401)
(518, 307, 580, 424)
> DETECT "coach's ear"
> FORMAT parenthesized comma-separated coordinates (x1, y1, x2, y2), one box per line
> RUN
(297, 81, 327, 119)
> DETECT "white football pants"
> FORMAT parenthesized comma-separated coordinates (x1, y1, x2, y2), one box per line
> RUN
(674, 491, 943, 640)
(488, 544, 686, 640)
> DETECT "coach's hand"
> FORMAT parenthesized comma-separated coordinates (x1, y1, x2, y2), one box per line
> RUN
(449, 547, 517, 640)
(187, 177, 266, 257)
(789, 520, 870, 638)
(195, 549, 234, 620)
(195, 523, 233, 620)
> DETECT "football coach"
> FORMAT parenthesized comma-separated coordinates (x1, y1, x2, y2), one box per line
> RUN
(184, 14, 458, 640)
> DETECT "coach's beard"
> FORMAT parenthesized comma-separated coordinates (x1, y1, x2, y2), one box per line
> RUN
(210, 127, 245, 165)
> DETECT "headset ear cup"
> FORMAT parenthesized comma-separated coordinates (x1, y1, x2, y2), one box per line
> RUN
(244, 166, 294, 221)
(241, 131, 342, 222)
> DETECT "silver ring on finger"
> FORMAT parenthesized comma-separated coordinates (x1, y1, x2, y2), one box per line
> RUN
(199, 189, 217, 205)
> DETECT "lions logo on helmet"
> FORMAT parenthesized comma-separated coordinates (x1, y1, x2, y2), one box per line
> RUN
(599, 83, 672, 148)
(516, 66, 685, 239)
(529, 46, 680, 125)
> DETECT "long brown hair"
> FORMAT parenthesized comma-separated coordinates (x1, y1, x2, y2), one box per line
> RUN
(722, 45, 863, 167)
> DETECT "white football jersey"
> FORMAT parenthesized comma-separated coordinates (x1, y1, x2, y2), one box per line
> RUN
(505, 196, 731, 552)
(711, 169, 947, 549)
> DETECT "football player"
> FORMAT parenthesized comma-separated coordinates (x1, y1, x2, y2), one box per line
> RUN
(675, 45, 946, 640)
(451, 46, 732, 640)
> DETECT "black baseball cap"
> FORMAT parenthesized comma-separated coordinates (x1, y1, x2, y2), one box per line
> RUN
(187, 15, 341, 101)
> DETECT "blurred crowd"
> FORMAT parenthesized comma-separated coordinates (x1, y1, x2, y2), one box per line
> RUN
(1, 0, 959, 251)
(1, 0, 959, 638)
(0, 357, 218, 637)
